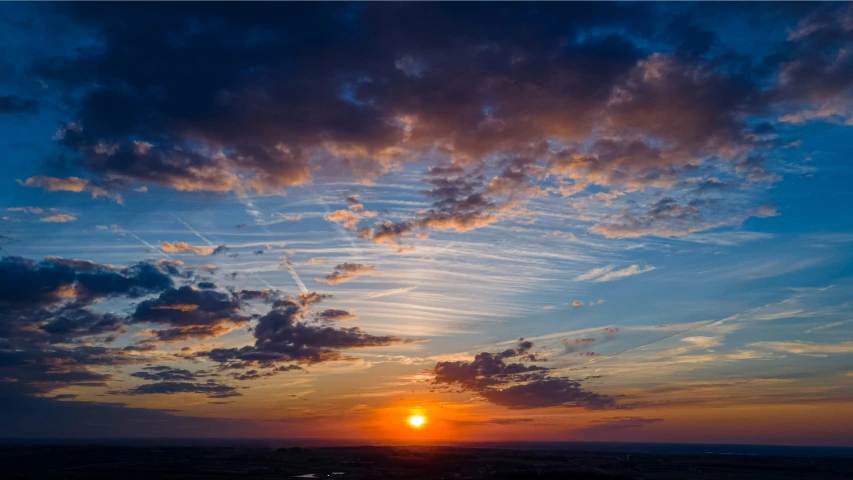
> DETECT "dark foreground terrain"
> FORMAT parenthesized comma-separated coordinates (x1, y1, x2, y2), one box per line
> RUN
(2, 444, 853, 480)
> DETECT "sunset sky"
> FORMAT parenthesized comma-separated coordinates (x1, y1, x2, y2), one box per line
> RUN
(1, 2, 853, 446)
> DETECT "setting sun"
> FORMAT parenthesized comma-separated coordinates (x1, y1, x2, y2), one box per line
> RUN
(407, 415, 426, 428)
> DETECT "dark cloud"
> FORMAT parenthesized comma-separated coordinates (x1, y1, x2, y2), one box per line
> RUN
(130, 286, 251, 342)
(0, 255, 77, 308)
(317, 309, 358, 321)
(771, 4, 853, 123)
(199, 292, 410, 366)
(344, 194, 364, 211)
(432, 338, 614, 410)
(315, 263, 375, 286)
(0, 94, 38, 115)
(0, 346, 146, 396)
(481, 378, 613, 410)
(130, 366, 204, 382)
(52, 394, 78, 400)
(357, 164, 531, 246)
(113, 380, 241, 399)
(74, 261, 175, 300)
(563, 337, 596, 354)
(231, 288, 280, 302)
(38, 306, 125, 343)
(11, 3, 822, 239)
(122, 344, 158, 353)
(0, 256, 177, 350)
(228, 365, 300, 381)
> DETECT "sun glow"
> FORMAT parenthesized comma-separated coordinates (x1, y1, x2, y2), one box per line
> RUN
(407, 415, 426, 428)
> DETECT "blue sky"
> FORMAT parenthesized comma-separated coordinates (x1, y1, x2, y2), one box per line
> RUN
(1, 2, 852, 445)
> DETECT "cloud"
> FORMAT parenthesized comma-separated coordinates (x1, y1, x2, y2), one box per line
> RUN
(0, 256, 176, 351)
(52, 394, 78, 400)
(805, 320, 852, 334)
(231, 288, 279, 302)
(0, 94, 38, 115)
(563, 337, 597, 354)
(12, 4, 838, 243)
(576, 264, 655, 282)
(317, 309, 359, 321)
(364, 286, 418, 299)
(325, 209, 377, 230)
(130, 286, 251, 343)
(199, 292, 411, 366)
(131, 366, 206, 382)
(20, 176, 122, 203)
(357, 167, 522, 246)
(431, 339, 615, 410)
(480, 378, 614, 410)
(7, 207, 45, 214)
(315, 263, 376, 286)
(344, 194, 364, 211)
(0, 346, 146, 396)
(750, 341, 853, 356)
(771, 4, 853, 124)
(587, 195, 779, 239)
(113, 380, 241, 398)
(160, 241, 215, 256)
(0, 256, 185, 398)
(40, 214, 77, 223)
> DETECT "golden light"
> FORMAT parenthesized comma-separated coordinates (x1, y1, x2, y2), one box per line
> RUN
(407, 414, 426, 428)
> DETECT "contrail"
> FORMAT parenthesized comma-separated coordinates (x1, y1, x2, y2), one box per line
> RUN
(281, 258, 308, 294)
(175, 215, 280, 292)
(575, 290, 823, 367)
(309, 187, 361, 253)
(578, 323, 717, 367)
(237, 193, 308, 294)
(170, 218, 269, 317)
(130, 233, 172, 259)
(365, 286, 418, 299)
(174, 216, 215, 246)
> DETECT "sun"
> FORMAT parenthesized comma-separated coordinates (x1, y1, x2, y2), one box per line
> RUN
(407, 414, 426, 428)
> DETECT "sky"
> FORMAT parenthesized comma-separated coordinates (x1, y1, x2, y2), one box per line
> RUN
(1, 2, 853, 447)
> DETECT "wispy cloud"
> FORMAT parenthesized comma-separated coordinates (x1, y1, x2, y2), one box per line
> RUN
(576, 264, 655, 282)
(20, 176, 123, 203)
(161, 241, 215, 256)
(365, 286, 418, 299)
(40, 214, 77, 223)
(805, 320, 852, 334)
(750, 341, 853, 356)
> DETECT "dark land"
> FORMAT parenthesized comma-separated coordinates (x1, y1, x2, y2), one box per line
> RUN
(2, 443, 853, 480)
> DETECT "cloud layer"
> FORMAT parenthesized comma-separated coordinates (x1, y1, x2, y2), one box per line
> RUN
(11, 3, 847, 240)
